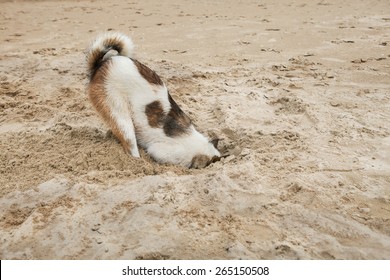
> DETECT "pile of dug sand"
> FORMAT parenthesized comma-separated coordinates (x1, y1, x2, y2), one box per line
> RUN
(1, 0, 389, 259)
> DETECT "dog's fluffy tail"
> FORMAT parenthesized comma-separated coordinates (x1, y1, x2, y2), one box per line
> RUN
(86, 32, 134, 78)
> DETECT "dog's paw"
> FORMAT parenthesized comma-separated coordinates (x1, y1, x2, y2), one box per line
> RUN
(130, 147, 140, 158)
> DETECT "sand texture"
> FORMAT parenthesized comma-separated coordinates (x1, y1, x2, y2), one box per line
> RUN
(0, 0, 389, 259)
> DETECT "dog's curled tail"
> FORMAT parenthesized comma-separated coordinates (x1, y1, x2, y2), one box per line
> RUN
(86, 32, 134, 78)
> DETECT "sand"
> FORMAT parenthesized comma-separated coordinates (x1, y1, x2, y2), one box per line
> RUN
(0, 0, 389, 259)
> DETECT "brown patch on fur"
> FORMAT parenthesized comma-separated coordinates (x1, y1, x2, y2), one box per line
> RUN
(144, 94, 191, 137)
(163, 94, 192, 137)
(145, 101, 165, 128)
(190, 154, 211, 169)
(132, 59, 163, 86)
(88, 61, 134, 154)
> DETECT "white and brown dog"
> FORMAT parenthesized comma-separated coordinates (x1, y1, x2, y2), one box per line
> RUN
(86, 32, 220, 168)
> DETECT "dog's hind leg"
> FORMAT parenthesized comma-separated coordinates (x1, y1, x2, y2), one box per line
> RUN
(88, 72, 140, 158)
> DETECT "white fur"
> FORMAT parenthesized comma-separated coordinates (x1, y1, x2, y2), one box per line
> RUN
(88, 33, 220, 167)
(90, 32, 134, 58)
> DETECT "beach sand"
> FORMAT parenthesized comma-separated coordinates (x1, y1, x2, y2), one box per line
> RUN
(0, 0, 389, 259)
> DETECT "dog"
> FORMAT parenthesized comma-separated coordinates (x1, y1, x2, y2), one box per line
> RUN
(86, 32, 221, 168)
